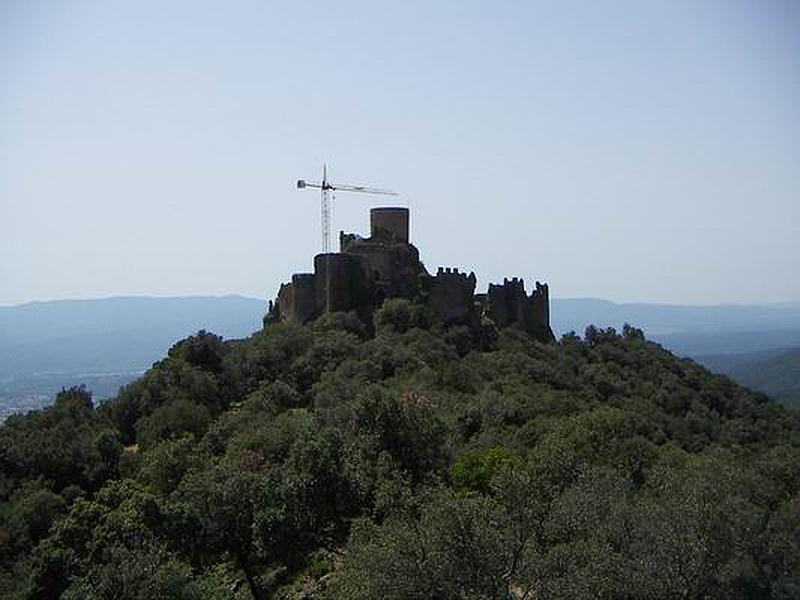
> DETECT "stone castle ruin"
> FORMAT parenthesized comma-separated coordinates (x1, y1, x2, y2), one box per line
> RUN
(270, 207, 553, 341)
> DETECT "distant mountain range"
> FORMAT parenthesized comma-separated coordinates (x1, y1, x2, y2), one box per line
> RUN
(2, 295, 800, 417)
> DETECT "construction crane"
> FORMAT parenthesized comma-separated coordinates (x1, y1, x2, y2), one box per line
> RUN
(297, 165, 398, 253)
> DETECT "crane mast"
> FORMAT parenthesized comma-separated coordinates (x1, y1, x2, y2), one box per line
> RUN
(297, 165, 397, 253)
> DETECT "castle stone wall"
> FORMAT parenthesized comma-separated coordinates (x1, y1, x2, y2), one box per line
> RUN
(530, 281, 549, 329)
(430, 267, 477, 326)
(487, 277, 554, 341)
(275, 273, 316, 324)
(291, 273, 318, 324)
(344, 239, 423, 301)
(487, 277, 527, 327)
(313, 253, 373, 318)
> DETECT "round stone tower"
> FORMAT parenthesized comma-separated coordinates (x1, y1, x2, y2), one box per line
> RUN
(370, 207, 409, 244)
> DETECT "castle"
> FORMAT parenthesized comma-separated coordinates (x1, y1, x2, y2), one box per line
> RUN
(270, 207, 553, 341)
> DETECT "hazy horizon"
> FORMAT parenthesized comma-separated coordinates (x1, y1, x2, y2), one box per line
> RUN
(2, 292, 800, 311)
(2, 1, 799, 306)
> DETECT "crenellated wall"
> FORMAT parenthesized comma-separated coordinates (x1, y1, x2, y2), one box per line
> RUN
(487, 277, 554, 341)
(429, 267, 477, 326)
(487, 277, 527, 327)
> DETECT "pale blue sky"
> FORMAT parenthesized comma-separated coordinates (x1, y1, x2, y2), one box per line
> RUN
(1, 1, 798, 306)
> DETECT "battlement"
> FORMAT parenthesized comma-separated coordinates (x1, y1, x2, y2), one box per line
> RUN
(436, 266, 471, 278)
(339, 232, 362, 253)
(502, 276, 525, 287)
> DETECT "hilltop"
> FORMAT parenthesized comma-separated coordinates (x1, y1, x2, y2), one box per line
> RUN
(1, 305, 799, 599)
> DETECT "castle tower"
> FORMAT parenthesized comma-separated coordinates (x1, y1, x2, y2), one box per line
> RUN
(313, 252, 372, 317)
(370, 207, 409, 243)
(429, 267, 477, 326)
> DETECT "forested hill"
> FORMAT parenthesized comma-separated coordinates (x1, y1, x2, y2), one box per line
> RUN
(1, 299, 799, 599)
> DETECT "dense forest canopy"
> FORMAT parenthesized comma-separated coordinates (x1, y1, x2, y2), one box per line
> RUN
(1, 299, 799, 599)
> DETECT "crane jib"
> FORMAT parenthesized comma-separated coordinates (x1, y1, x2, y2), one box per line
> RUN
(296, 166, 399, 253)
